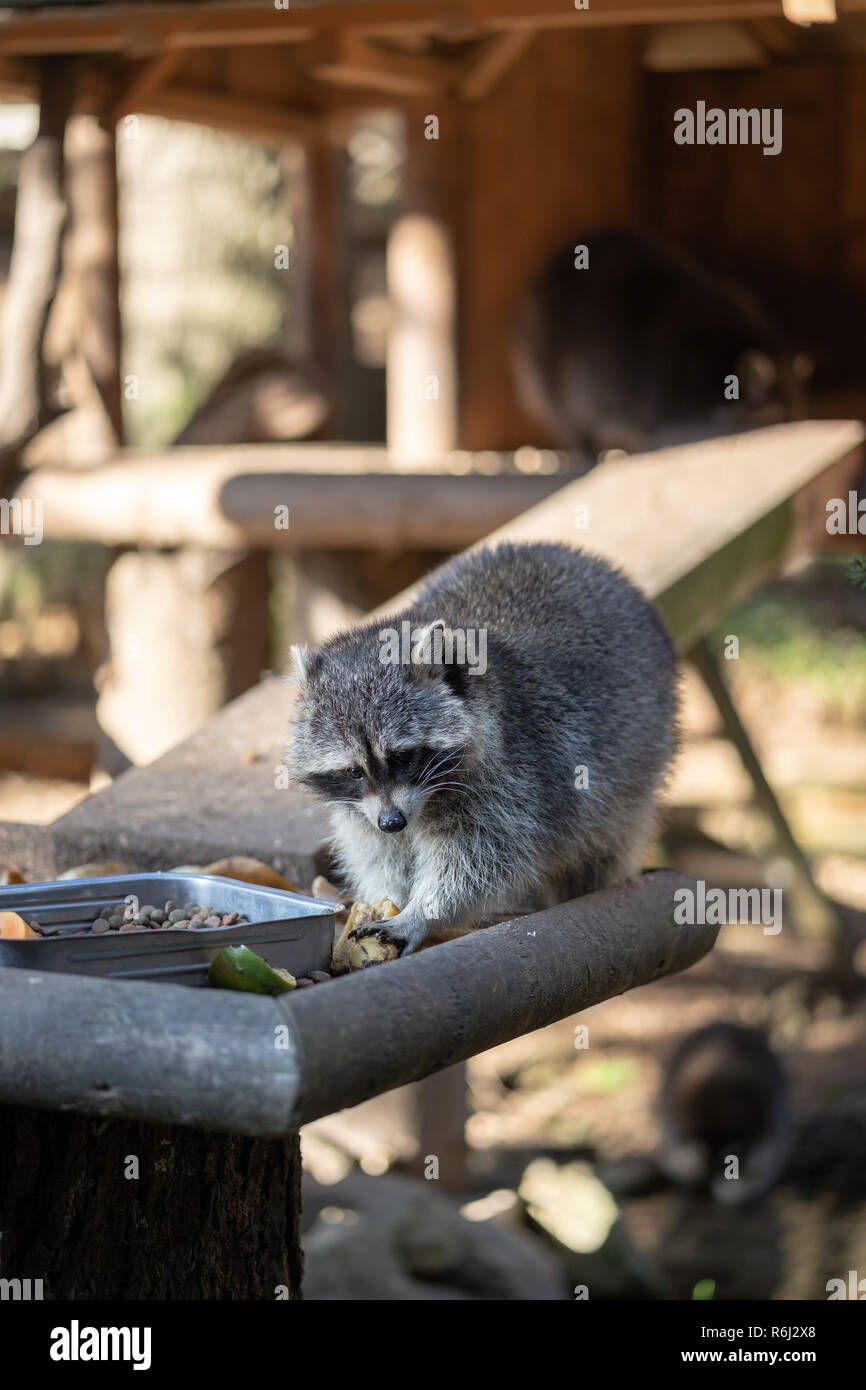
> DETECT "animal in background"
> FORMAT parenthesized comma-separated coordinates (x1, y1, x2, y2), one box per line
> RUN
(514, 227, 811, 464)
(658, 1021, 793, 1205)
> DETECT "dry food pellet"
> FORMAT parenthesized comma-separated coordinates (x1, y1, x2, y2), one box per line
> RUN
(85, 900, 249, 936)
(310, 971, 332, 984)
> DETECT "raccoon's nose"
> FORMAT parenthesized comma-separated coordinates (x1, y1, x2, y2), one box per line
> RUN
(378, 808, 407, 833)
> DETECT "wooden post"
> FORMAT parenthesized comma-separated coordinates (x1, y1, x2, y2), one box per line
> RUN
(0, 1107, 303, 1300)
(0, 56, 74, 490)
(65, 113, 123, 447)
(96, 546, 273, 768)
(386, 103, 458, 461)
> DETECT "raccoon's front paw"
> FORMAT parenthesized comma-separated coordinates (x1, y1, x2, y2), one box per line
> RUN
(347, 912, 427, 957)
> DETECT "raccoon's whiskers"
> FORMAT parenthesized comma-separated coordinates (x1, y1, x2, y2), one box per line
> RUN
(418, 751, 464, 790)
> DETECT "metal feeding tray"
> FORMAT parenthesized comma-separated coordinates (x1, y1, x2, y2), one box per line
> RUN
(0, 873, 336, 988)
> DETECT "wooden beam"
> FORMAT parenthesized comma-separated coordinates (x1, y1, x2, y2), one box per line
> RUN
(458, 30, 535, 102)
(107, 47, 188, 124)
(135, 84, 325, 146)
(0, 1, 862, 59)
(12, 451, 575, 549)
(307, 33, 455, 96)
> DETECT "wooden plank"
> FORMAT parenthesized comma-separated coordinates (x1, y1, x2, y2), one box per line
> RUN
(374, 420, 865, 643)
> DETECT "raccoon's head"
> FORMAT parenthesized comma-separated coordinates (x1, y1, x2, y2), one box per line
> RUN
(285, 619, 483, 834)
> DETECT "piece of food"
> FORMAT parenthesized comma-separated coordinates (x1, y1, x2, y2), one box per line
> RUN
(311, 875, 347, 903)
(83, 900, 249, 935)
(0, 911, 40, 939)
(332, 899, 373, 968)
(347, 936, 401, 970)
(0, 866, 24, 886)
(57, 861, 138, 880)
(371, 898, 400, 921)
(200, 856, 299, 892)
(208, 945, 296, 995)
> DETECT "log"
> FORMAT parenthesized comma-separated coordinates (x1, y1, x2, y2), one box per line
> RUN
(13, 452, 574, 548)
(0, 1111, 303, 1300)
(0, 871, 713, 1135)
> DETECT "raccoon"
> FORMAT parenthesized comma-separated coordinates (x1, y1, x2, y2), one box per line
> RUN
(658, 1022, 793, 1206)
(285, 542, 679, 955)
(514, 226, 809, 462)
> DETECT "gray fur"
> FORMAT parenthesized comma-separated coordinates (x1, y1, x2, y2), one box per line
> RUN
(285, 542, 679, 953)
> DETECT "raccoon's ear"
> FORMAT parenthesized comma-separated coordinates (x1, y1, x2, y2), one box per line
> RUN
(412, 619, 469, 695)
(412, 619, 448, 673)
(288, 644, 321, 685)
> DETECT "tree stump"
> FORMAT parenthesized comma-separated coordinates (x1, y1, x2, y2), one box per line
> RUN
(0, 1105, 303, 1300)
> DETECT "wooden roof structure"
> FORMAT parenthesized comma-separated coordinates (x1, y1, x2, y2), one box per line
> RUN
(0, 2, 863, 143)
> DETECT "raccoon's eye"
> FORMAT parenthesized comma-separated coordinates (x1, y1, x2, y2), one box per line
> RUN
(345, 765, 365, 782)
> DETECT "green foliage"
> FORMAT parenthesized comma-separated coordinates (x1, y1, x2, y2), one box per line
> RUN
(692, 1278, 716, 1300)
(710, 566, 866, 722)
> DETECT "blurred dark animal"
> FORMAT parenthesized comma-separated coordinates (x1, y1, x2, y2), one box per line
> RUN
(514, 227, 811, 463)
(657, 1022, 792, 1205)
(175, 348, 329, 445)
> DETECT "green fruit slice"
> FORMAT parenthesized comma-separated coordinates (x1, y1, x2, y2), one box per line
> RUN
(208, 945, 296, 995)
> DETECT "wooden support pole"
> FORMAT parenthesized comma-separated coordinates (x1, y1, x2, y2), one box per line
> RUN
(387, 103, 459, 461)
(66, 113, 124, 445)
(0, 56, 74, 490)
